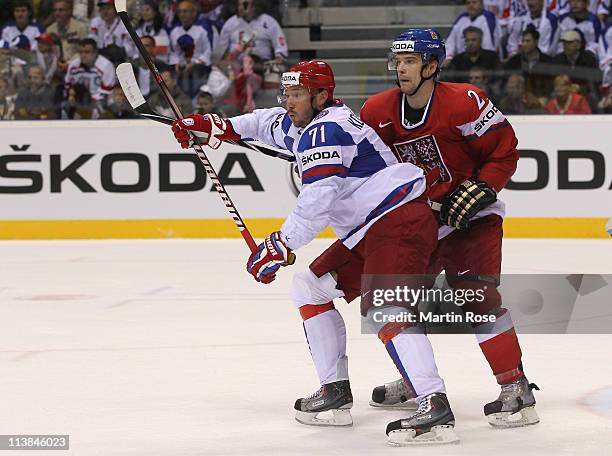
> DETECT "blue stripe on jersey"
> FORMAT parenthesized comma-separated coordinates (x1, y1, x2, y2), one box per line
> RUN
(385, 340, 416, 397)
(297, 121, 355, 152)
(281, 113, 292, 134)
(342, 178, 420, 241)
(347, 138, 387, 178)
(483, 10, 497, 44)
(464, 119, 510, 142)
(302, 164, 349, 185)
(284, 135, 295, 151)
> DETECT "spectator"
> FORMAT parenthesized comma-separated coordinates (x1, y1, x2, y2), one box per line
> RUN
(198, 0, 224, 28)
(444, 0, 501, 63)
(33, 0, 56, 27)
(549, 0, 601, 15)
(507, 0, 559, 57)
(504, 28, 555, 99)
(65, 38, 116, 109)
(598, 90, 612, 112)
(15, 65, 56, 119)
(545, 74, 592, 113)
(1, 0, 44, 52)
(498, 73, 545, 113)
(35, 32, 61, 86)
(556, 0, 602, 55)
(136, 0, 170, 63)
(132, 35, 167, 97)
(47, 0, 89, 65)
(552, 29, 601, 106)
(0, 34, 37, 90)
(216, 0, 287, 65)
(88, 0, 137, 65)
(146, 66, 192, 117)
(598, 22, 612, 94)
(468, 66, 498, 101)
(0, 76, 16, 120)
(60, 82, 94, 118)
(446, 26, 502, 83)
(193, 86, 225, 115)
(216, 0, 288, 112)
(169, 0, 212, 97)
(100, 85, 139, 118)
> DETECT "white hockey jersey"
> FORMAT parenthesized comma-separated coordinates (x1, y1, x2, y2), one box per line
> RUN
(557, 11, 603, 54)
(64, 53, 116, 101)
(0, 20, 43, 51)
(168, 24, 212, 65)
(216, 13, 288, 61)
(230, 103, 426, 250)
(445, 10, 502, 59)
(88, 16, 137, 59)
(507, 9, 559, 55)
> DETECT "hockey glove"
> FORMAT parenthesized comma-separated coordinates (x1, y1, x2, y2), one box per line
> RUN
(440, 179, 497, 230)
(171, 113, 239, 149)
(247, 231, 296, 284)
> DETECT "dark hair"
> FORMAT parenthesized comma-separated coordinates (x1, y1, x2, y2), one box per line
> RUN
(79, 37, 98, 50)
(463, 26, 483, 38)
(138, 0, 164, 35)
(522, 25, 540, 42)
(12, 0, 33, 12)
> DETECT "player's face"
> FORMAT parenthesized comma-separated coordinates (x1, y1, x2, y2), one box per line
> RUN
(521, 34, 537, 53)
(394, 53, 432, 94)
(13, 6, 30, 27)
(178, 1, 197, 26)
(284, 85, 315, 128)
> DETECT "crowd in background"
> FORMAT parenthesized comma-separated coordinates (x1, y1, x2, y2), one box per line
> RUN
(1, 0, 611, 120)
(0, 0, 287, 120)
(443, 0, 612, 113)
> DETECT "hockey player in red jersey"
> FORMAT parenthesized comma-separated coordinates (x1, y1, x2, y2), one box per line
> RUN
(360, 28, 540, 436)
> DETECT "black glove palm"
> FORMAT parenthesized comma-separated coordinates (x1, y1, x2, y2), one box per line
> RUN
(440, 179, 497, 230)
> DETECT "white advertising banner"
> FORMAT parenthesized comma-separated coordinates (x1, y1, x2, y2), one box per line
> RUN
(0, 116, 610, 238)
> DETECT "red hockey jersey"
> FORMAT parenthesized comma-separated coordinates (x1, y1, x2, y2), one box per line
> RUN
(360, 82, 519, 204)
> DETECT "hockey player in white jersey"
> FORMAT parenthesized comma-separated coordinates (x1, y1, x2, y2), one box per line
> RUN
(171, 60, 457, 444)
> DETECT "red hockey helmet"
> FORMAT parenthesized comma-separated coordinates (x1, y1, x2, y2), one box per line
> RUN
(279, 60, 336, 104)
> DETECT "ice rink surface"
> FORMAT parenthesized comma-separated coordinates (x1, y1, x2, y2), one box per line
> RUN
(1, 238, 611, 455)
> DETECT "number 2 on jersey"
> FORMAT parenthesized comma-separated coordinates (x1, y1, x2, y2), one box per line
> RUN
(467, 90, 486, 110)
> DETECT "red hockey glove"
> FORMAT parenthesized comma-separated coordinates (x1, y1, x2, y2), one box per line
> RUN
(440, 179, 497, 230)
(171, 113, 239, 149)
(247, 232, 296, 284)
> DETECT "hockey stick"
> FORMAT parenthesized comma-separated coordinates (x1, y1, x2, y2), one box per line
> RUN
(115, 0, 258, 252)
(115, 63, 295, 162)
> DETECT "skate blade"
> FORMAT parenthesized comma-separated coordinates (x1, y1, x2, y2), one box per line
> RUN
(295, 408, 353, 427)
(387, 425, 460, 446)
(487, 406, 540, 428)
(368, 399, 418, 410)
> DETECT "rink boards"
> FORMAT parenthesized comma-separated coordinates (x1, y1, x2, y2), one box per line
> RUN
(0, 116, 610, 239)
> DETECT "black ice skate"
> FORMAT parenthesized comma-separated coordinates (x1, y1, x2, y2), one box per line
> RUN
(294, 380, 353, 426)
(386, 392, 459, 446)
(484, 375, 540, 428)
(370, 378, 417, 410)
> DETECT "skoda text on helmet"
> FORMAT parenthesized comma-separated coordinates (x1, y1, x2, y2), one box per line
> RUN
(389, 28, 446, 96)
(278, 60, 336, 109)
